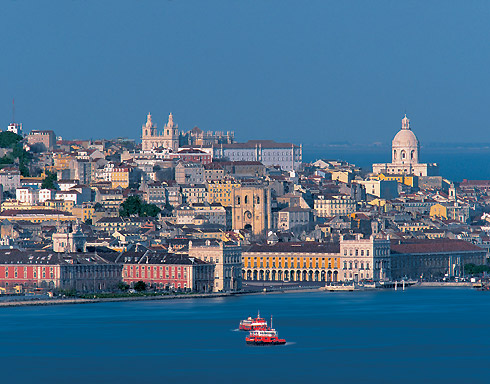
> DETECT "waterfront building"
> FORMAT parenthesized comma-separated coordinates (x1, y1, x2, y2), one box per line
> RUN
(0, 249, 122, 293)
(187, 239, 242, 292)
(141, 113, 179, 152)
(372, 115, 439, 176)
(390, 239, 486, 280)
(114, 251, 214, 292)
(242, 242, 341, 282)
(213, 140, 302, 171)
(340, 234, 391, 282)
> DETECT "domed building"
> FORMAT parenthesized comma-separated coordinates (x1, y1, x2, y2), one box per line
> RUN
(373, 115, 438, 176)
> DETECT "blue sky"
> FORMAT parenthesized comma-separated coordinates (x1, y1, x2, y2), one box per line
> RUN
(2, 1, 490, 145)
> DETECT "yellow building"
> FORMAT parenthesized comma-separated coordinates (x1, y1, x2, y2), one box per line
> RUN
(398, 223, 432, 233)
(1, 201, 45, 212)
(242, 242, 340, 282)
(52, 152, 74, 171)
(111, 167, 130, 189)
(72, 205, 95, 222)
(375, 173, 418, 188)
(44, 199, 74, 212)
(207, 179, 241, 207)
(0, 209, 76, 223)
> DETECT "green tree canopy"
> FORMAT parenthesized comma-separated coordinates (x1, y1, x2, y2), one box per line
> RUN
(119, 195, 161, 218)
(0, 131, 22, 148)
(134, 281, 147, 292)
(41, 171, 57, 189)
(464, 263, 490, 275)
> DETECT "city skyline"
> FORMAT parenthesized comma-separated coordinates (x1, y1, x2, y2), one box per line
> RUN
(3, 1, 490, 145)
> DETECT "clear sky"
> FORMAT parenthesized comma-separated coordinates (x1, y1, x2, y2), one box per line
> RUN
(2, 1, 490, 145)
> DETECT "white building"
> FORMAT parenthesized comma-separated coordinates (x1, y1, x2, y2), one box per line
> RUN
(7, 122, 22, 135)
(340, 234, 391, 282)
(0, 168, 21, 193)
(213, 140, 302, 171)
(372, 115, 439, 176)
(16, 187, 39, 205)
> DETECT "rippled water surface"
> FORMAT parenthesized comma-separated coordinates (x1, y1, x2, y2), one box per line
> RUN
(1, 288, 490, 384)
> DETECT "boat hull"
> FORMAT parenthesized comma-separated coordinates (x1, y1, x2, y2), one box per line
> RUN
(246, 339, 286, 346)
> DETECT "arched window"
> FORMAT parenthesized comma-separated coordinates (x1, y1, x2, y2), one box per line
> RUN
(393, 150, 397, 160)
(244, 195, 248, 204)
(236, 196, 241, 205)
(411, 150, 415, 160)
(401, 151, 406, 159)
(256, 196, 260, 204)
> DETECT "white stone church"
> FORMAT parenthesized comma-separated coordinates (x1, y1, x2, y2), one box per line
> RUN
(372, 115, 439, 176)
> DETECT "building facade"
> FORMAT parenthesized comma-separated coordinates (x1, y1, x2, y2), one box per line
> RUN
(213, 140, 302, 171)
(231, 185, 271, 236)
(373, 115, 439, 176)
(188, 239, 242, 292)
(242, 242, 341, 282)
(340, 234, 391, 282)
(141, 113, 179, 152)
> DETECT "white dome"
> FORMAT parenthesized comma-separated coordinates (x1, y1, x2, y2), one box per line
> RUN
(392, 129, 418, 148)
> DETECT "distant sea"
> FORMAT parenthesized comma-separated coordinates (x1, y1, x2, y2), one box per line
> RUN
(303, 145, 490, 182)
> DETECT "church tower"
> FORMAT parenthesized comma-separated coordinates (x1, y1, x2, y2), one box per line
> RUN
(163, 113, 179, 152)
(141, 112, 157, 151)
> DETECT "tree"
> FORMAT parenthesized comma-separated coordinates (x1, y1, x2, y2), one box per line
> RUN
(0, 132, 22, 148)
(117, 282, 129, 291)
(134, 281, 147, 292)
(41, 171, 57, 189)
(119, 195, 161, 218)
(464, 263, 490, 275)
(141, 203, 161, 217)
(119, 195, 143, 217)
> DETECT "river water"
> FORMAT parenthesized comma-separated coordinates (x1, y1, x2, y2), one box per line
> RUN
(1, 288, 490, 384)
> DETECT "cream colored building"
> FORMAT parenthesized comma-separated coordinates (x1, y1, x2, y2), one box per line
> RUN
(340, 234, 391, 282)
(373, 115, 439, 176)
(314, 194, 356, 217)
(188, 239, 242, 292)
(231, 185, 271, 236)
(141, 112, 179, 152)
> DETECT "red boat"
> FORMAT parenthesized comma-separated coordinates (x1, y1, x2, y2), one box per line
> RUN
(239, 311, 268, 331)
(246, 328, 286, 346)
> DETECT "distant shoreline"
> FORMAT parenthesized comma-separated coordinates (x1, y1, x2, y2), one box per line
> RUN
(0, 282, 476, 307)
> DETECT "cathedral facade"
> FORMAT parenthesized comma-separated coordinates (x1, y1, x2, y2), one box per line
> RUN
(141, 112, 179, 152)
(372, 115, 439, 177)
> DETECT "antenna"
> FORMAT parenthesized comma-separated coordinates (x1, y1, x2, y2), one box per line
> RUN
(12, 98, 15, 123)
(271, 315, 273, 329)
